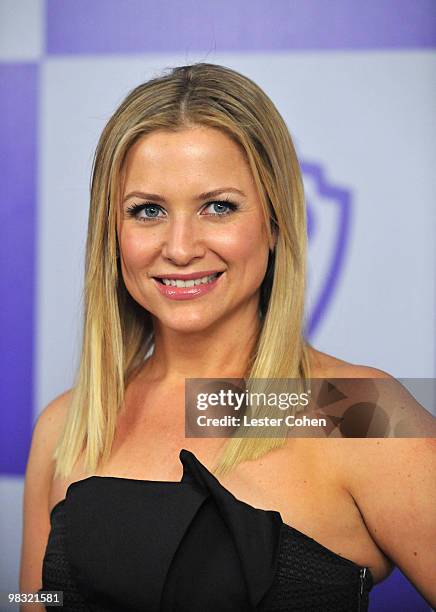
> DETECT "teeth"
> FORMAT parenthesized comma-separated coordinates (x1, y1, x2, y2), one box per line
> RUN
(161, 273, 219, 287)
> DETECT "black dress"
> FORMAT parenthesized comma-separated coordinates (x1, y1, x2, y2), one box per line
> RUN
(41, 448, 373, 611)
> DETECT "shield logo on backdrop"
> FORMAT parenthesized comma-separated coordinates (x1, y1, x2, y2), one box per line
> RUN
(301, 162, 352, 339)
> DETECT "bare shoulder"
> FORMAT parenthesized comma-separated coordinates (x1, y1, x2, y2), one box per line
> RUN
(308, 345, 392, 379)
(19, 389, 73, 597)
(25, 385, 73, 487)
(26, 389, 73, 482)
(34, 389, 72, 442)
(24, 388, 73, 500)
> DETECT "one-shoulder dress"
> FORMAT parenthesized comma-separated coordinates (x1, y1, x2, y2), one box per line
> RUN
(41, 448, 374, 610)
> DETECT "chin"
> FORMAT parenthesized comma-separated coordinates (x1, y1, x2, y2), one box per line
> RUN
(154, 310, 222, 335)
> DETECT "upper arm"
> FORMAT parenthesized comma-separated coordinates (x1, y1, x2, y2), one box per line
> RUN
(19, 390, 71, 602)
(328, 364, 436, 605)
(345, 437, 436, 607)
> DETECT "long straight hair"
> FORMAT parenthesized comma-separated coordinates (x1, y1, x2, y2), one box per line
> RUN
(53, 63, 312, 479)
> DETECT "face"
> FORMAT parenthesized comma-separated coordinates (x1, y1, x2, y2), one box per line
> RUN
(117, 125, 275, 334)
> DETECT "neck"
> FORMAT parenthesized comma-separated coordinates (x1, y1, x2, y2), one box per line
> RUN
(143, 306, 262, 384)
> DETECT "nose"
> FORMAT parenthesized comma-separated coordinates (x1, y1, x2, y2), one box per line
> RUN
(161, 214, 205, 266)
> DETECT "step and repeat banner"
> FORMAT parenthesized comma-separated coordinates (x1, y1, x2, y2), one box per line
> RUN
(1, 1, 435, 610)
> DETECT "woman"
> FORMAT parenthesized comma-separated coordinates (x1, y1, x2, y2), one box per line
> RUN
(20, 63, 435, 610)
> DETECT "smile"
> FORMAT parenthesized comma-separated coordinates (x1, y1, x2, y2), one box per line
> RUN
(158, 273, 219, 287)
(152, 272, 224, 301)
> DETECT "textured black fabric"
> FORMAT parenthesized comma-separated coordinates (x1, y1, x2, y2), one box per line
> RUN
(42, 449, 373, 611)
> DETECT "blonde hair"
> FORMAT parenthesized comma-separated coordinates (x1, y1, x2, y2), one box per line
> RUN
(53, 62, 312, 479)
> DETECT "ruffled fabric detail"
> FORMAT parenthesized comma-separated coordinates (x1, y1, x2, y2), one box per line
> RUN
(180, 449, 283, 606)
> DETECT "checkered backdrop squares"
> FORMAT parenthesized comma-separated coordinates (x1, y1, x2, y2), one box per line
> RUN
(0, 2, 435, 610)
(0, 0, 44, 62)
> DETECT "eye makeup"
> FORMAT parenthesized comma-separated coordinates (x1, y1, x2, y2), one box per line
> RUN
(125, 196, 239, 223)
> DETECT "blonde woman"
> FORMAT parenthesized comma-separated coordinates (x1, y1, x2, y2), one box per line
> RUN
(20, 63, 435, 611)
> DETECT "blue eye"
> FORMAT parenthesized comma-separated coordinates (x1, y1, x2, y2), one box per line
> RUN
(125, 198, 238, 223)
(142, 204, 162, 218)
(203, 200, 238, 216)
(126, 202, 165, 221)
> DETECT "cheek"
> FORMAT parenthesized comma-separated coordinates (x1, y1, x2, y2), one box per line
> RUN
(119, 227, 158, 267)
(213, 220, 269, 285)
(218, 218, 268, 263)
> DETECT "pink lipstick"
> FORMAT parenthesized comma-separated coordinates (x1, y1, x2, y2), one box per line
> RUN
(152, 271, 224, 301)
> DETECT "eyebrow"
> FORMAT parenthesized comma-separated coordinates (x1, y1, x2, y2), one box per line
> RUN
(122, 187, 246, 204)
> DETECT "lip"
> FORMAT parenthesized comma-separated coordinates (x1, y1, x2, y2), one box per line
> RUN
(152, 270, 223, 281)
(152, 271, 224, 301)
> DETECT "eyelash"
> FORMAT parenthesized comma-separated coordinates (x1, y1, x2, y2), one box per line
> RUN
(125, 197, 239, 222)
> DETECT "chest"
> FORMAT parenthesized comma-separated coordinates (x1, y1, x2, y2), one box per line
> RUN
(49, 410, 390, 583)
(51, 430, 358, 552)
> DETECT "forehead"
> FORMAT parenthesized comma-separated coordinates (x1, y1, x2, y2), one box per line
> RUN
(121, 126, 253, 189)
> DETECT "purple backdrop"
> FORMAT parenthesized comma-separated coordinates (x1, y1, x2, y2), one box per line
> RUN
(46, 0, 436, 54)
(0, 64, 38, 475)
